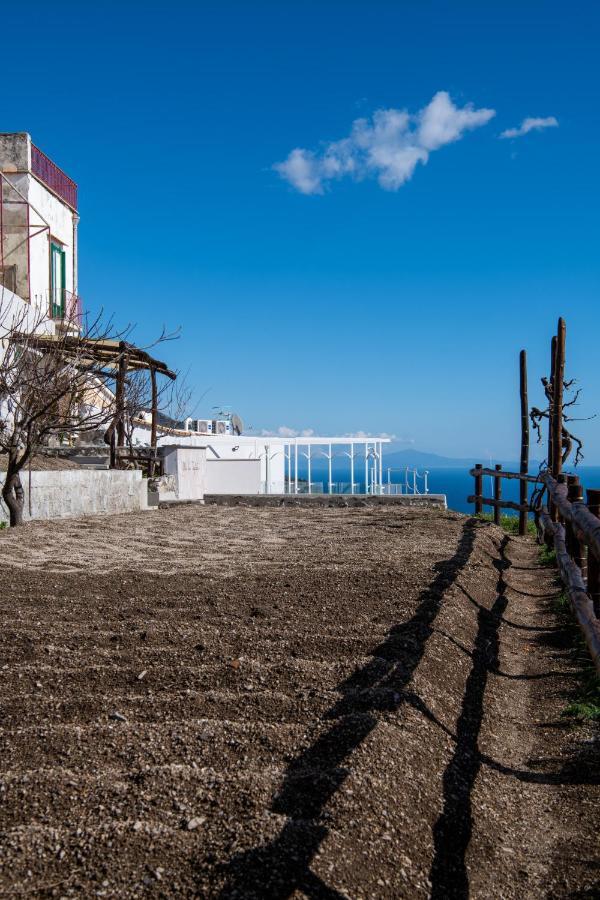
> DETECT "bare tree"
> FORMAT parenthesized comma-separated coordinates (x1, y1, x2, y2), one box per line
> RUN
(0, 293, 125, 525)
(530, 374, 594, 468)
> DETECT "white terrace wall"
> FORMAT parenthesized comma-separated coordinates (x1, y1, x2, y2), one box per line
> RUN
(205, 458, 261, 494)
(0, 469, 148, 524)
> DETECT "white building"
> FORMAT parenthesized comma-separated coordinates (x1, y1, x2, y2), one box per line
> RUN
(132, 417, 391, 496)
(0, 132, 80, 330)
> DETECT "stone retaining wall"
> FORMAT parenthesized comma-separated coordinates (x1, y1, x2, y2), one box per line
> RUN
(201, 493, 447, 509)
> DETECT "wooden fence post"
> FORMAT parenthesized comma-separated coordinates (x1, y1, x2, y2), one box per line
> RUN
(149, 366, 158, 478)
(519, 349, 529, 536)
(552, 318, 566, 482)
(548, 334, 557, 521)
(494, 464, 502, 525)
(587, 489, 600, 618)
(474, 464, 483, 516)
(115, 340, 129, 452)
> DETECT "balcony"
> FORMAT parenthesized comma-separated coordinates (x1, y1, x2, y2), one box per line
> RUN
(50, 289, 83, 330)
(31, 144, 78, 211)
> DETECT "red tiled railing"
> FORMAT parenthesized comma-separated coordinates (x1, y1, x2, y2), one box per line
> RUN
(31, 144, 78, 210)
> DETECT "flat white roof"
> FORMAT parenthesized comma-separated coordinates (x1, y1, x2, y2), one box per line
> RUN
(205, 435, 391, 445)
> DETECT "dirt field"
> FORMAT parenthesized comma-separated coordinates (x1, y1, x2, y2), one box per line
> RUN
(0, 504, 598, 898)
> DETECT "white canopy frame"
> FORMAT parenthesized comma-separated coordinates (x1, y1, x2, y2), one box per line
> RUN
(281, 436, 390, 496)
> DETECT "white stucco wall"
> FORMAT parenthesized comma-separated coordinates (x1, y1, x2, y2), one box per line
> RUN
(1, 133, 77, 307)
(205, 458, 262, 494)
(131, 426, 287, 494)
(161, 446, 207, 500)
(28, 175, 76, 304)
(0, 469, 148, 524)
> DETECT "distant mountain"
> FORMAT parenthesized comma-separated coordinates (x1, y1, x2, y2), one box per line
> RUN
(381, 449, 542, 470)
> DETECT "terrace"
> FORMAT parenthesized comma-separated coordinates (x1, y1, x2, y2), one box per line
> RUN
(30, 143, 78, 210)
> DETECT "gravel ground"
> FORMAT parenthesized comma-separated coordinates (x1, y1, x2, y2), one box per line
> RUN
(0, 505, 598, 898)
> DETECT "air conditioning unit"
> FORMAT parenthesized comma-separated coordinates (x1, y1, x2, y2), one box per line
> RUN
(213, 419, 231, 435)
(196, 419, 213, 434)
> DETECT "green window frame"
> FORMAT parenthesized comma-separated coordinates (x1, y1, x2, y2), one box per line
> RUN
(50, 241, 66, 318)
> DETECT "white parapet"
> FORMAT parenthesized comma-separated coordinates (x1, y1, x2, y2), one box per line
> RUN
(0, 469, 148, 523)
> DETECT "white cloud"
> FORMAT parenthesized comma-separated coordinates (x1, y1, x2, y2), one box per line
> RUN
(260, 426, 315, 438)
(344, 431, 401, 441)
(500, 116, 558, 139)
(274, 91, 495, 194)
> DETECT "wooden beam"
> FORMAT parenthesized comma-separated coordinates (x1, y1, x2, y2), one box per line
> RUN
(552, 318, 566, 480)
(468, 495, 529, 513)
(468, 468, 539, 483)
(149, 367, 158, 478)
(115, 342, 128, 450)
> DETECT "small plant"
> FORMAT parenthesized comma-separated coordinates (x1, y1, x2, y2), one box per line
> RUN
(538, 544, 556, 567)
(551, 589, 600, 721)
(0, 521, 6, 530)
(552, 591, 570, 615)
(476, 512, 536, 536)
(563, 699, 600, 722)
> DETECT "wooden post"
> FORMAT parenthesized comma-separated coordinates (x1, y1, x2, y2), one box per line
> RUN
(519, 349, 529, 536)
(115, 341, 128, 452)
(548, 334, 557, 521)
(493, 464, 502, 525)
(587, 489, 600, 618)
(149, 366, 158, 478)
(474, 464, 483, 516)
(552, 318, 566, 481)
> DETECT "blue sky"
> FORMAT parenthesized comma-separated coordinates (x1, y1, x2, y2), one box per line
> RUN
(3, 1, 599, 460)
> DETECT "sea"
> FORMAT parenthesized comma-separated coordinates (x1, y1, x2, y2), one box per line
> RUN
(304, 464, 600, 515)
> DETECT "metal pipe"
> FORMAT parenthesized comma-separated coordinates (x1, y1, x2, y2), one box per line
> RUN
(294, 441, 298, 494)
(307, 444, 312, 494)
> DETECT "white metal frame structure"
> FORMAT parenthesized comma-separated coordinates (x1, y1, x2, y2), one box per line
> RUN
(282, 436, 390, 496)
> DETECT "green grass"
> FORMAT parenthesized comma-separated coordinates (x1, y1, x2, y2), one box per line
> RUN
(476, 512, 536, 536)
(563, 699, 600, 721)
(552, 591, 600, 722)
(538, 544, 557, 567)
(0, 521, 6, 530)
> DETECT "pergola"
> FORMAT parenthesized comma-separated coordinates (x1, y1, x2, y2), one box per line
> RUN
(18, 334, 176, 469)
(281, 436, 391, 495)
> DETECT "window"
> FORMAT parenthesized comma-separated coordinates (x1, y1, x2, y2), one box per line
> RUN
(50, 242, 66, 317)
(0, 265, 17, 294)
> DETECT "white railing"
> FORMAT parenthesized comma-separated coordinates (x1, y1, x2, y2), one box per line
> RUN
(384, 467, 429, 495)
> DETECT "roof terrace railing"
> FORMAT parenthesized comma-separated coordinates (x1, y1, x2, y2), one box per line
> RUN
(31, 144, 78, 210)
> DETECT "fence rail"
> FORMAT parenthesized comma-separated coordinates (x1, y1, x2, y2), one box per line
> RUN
(469, 463, 538, 529)
(537, 473, 600, 674)
(468, 318, 600, 676)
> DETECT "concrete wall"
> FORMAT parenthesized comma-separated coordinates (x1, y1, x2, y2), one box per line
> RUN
(161, 446, 206, 501)
(0, 469, 148, 524)
(132, 427, 287, 494)
(205, 458, 261, 494)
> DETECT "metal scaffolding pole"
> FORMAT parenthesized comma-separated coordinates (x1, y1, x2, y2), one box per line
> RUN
(294, 441, 298, 494)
